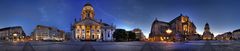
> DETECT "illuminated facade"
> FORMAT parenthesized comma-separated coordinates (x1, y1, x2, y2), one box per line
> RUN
(31, 25, 65, 41)
(101, 23, 116, 41)
(216, 32, 232, 40)
(149, 14, 198, 41)
(72, 2, 115, 41)
(132, 28, 146, 41)
(202, 23, 214, 40)
(233, 29, 240, 40)
(0, 26, 26, 41)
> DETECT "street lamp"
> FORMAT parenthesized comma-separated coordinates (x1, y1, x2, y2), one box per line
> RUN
(165, 29, 172, 42)
(13, 33, 18, 41)
(166, 29, 172, 34)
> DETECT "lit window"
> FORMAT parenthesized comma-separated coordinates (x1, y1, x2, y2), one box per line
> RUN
(13, 33, 17, 36)
(77, 26, 80, 28)
(183, 25, 187, 31)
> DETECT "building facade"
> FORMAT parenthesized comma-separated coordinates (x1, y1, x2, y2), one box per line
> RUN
(101, 23, 115, 41)
(202, 23, 214, 40)
(149, 14, 198, 42)
(0, 26, 25, 41)
(132, 28, 146, 41)
(232, 29, 240, 40)
(31, 25, 65, 41)
(216, 32, 232, 40)
(72, 2, 115, 41)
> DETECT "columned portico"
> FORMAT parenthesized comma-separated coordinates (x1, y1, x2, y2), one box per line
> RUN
(72, 2, 115, 41)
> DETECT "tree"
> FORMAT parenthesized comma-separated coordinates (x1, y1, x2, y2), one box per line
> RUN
(127, 31, 136, 41)
(113, 29, 128, 41)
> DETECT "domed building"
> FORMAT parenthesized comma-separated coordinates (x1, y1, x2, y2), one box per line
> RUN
(202, 23, 214, 40)
(72, 2, 115, 41)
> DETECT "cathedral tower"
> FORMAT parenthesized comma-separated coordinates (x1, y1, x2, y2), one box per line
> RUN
(204, 23, 210, 32)
(202, 23, 214, 40)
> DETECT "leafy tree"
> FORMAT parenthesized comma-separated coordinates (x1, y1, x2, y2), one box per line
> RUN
(127, 31, 136, 41)
(113, 29, 127, 41)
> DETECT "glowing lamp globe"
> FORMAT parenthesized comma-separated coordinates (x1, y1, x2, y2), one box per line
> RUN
(166, 29, 172, 34)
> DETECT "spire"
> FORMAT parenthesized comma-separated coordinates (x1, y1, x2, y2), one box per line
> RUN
(74, 18, 77, 23)
(206, 22, 209, 26)
(180, 13, 183, 16)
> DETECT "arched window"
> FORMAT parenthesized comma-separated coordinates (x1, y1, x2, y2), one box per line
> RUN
(183, 25, 188, 31)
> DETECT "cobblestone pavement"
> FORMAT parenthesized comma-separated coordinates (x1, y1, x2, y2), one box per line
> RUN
(0, 41, 240, 51)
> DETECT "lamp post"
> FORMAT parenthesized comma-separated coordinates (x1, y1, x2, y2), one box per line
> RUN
(166, 29, 172, 34)
(166, 29, 172, 42)
(13, 33, 17, 41)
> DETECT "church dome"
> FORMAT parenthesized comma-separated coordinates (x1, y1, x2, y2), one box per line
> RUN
(81, 2, 95, 20)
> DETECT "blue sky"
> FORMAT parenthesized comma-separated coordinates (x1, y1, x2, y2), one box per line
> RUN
(0, 0, 240, 38)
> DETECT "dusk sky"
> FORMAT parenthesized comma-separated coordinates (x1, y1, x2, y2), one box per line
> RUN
(0, 0, 240, 38)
